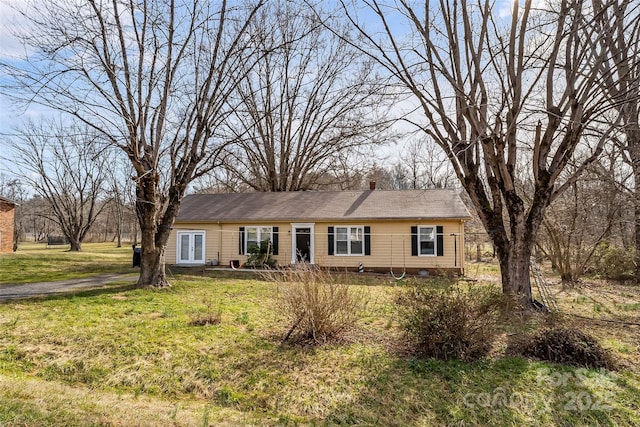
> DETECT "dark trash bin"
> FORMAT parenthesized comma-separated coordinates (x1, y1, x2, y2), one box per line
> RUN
(132, 245, 142, 267)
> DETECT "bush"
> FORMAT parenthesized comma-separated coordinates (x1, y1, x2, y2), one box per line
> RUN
(593, 243, 635, 280)
(396, 281, 505, 361)
(244, 240, 277, 269)
(189, 297, 222, 326)
(513, 327, 616, 370)
(272, 264, 368, 344)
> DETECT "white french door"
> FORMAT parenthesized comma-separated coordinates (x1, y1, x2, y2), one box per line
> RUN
(177, 231, 205, 264)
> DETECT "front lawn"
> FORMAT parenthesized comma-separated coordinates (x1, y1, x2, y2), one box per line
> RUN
(0, 265, 638, 426)
(0, 242, 133, 285)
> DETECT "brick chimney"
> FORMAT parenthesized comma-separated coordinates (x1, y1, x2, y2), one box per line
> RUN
(369, 180, 376, 190)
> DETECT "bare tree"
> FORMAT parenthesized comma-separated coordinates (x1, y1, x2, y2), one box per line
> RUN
(8, 121, 109, 251)
(536, 158, 624, 283)
(364, 163, 397, 190)
(399, 138, 457, 189)
(18, 196, 58, 243)
(2, 0, 265, 286)
(593, 0, 640, 283)
(105, 158, 137, 248)
(339, 0, 627, 304)
(217, 0, 392, 192)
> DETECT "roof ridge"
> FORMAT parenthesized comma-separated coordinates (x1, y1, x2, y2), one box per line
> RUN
(186, 188, 456, 196)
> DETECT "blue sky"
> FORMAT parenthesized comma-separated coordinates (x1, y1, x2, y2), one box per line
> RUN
(0, 0, 30, 179)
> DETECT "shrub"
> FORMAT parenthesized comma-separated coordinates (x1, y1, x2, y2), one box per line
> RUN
(244, 240, 277, 269)
(272, 264, 368, 344)
(593, 243, 635, 280)
(189, 297, 222, 326)
(513, 327, 616, 370)
(396, 281, 505, 361)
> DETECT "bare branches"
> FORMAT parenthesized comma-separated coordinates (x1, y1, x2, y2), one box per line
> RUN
(6, 120, 111, 251)
(214, 0, 393, 192)
(338, 0, 633, 298)
(1, 0, 266, 286)
(592, 0, 640, 281)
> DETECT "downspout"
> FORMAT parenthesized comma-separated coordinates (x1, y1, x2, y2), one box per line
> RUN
(217, 221, 222, 265)
(460, 220, 465, 276)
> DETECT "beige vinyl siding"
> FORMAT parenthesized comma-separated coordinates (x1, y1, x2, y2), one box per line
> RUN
(168, 219, 466, 271)
(165, 223, 220, 265)
(316, 220, 463, 271)
(224, 223, 293, 266)
(169, 222, 294, 266)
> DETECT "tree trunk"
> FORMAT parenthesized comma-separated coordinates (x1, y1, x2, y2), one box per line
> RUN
(133, 219, 138, 246)
(134, 174, 173, 288)
(12, 211, 20, 252)
(630, 125, 640, 284)
(115, 205, 122, 248)
(495, 237, 533, 305)
(69, 239, 81, 251)
(635, 164, 640, 284)
(137, 245, 168, 288)
(136, 209, 170, 288)
(474, 185, 547, 308)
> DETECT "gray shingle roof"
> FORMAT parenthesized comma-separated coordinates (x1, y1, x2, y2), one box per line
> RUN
(176, 189, 471, 222)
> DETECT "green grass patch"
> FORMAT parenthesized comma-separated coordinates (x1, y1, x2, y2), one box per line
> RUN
(0, 242, 133, 284)
(617, 303, 640, 312)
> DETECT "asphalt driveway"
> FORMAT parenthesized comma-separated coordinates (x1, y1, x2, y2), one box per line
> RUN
(0, 274, 139, 301)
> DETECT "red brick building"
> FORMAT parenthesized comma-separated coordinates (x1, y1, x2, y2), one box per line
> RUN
(0, 196, 16, 253)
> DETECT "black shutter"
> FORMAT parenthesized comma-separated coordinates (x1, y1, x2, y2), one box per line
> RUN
(272, 227, 279, 255)
(364, 226, 371, 255)
(239, 227, 245, 255)
(411, 226, 418, 256)
(436, 226, 444, 256)
(328, 226, 334, 255)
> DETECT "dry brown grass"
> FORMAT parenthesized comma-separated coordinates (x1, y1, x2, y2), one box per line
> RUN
(267, 264, 370, 344)
(515, 261, 640, 372)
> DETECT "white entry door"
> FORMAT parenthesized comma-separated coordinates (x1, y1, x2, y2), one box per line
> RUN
(177, 231, 205, 264)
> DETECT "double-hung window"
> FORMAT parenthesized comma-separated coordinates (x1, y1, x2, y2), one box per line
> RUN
(418, 226, 436, 256)
(335, 226, 364, 255)
(245, 226, 273, 253)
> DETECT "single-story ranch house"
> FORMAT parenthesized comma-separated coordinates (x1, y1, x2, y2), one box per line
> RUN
(0, 196, 16, 253)
(167, 188, 472, 275)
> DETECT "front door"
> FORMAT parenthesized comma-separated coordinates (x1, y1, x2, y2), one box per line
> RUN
(291, 223, 315, 264)
(295, 228, 311, 262)
(177, 231, 205, 264)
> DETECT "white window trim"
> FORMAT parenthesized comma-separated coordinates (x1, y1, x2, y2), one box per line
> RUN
(418, 225, 437, 257)
(176, 230, 206, 264)
(243, 225, 273, 255)
(290, 223, 315, 264)
(334, 225, 365, 256)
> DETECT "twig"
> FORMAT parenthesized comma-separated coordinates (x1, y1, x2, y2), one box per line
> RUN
(282, 316, 303, 344)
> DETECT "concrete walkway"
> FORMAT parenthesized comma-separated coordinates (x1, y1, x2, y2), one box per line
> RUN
(0, 273, 139, 301)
